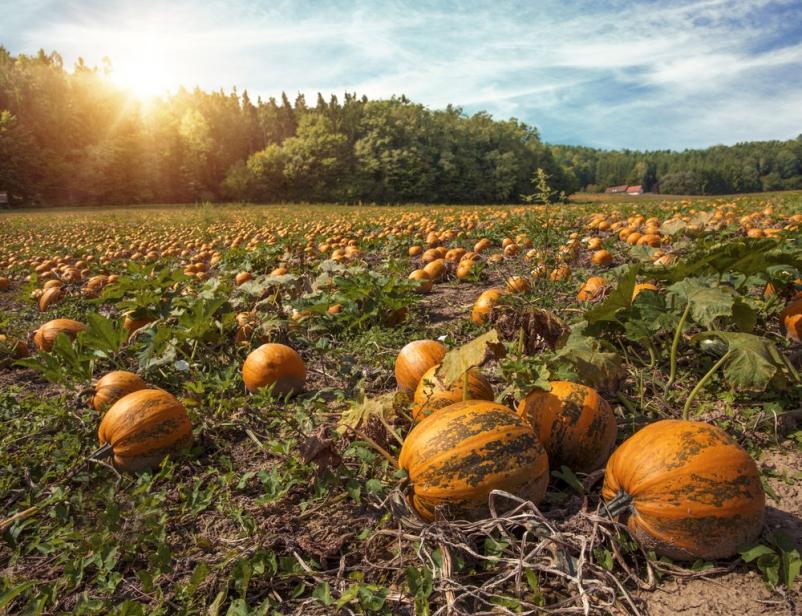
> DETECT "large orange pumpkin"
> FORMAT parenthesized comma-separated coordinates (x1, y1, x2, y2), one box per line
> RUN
(412, 364, 494, 421)
(602, 419, 765, 561)
(471, 288, 505, 325)
(399, 400, 549, 521)
(97, 389, 193, 472)
(242, 343, 306, 395)
(33, 319, 86, 352)
(91, 370, 148, 412)
(394, 339, 447, 394)
(517, 381, 616, 473)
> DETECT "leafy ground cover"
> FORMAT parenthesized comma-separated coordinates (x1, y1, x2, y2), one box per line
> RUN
(1, 195, 801, 615)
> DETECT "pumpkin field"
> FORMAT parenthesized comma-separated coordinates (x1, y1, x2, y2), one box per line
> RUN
(1, 194, 802, 615)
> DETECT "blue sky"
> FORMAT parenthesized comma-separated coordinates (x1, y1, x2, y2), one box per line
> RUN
(3, 0, 802, 149)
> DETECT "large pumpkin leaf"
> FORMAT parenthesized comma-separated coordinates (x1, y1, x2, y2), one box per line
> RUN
(691, 331, 791, 391)
(434, 329, 505, 388)
(659, 218, 687, 236)
(668, 277, 737, 328)
(584, 265, 639, 325)
(554, 327, 626, 392)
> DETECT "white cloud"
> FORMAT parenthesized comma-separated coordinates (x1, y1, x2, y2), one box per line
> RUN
(6, 0, 802, 148)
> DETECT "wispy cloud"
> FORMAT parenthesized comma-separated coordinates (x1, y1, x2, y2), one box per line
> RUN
(3, 0, 801, 149)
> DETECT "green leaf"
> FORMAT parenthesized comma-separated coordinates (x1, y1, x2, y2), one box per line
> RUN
(740, 544, 776, 562)
(313, 582, 333, 606)
(551, 465, 584, 493)
(337, 390, 407, 435)
(80, 313, 128, 357)
(554, 328, 625, 392)
(434, 328, 505, 388)
(668, 277, 736, 328)
(692, 331, 787, 391)
(0, 582, 33, 611)
(584, 265, 639, 325)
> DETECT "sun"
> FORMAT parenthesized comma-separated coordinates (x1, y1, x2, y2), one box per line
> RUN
(103, 28, 182, 100)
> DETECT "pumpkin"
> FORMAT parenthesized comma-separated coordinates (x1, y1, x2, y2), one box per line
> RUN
(235, 271, 253, 285)
(123, 314, 154, 338)
(632, 282, 658, 300)
(33, 318, 86, 352)
(471, 288, 505, 325)
(602, 419, 765, 561)
(780, 298, 802, 343)
(455, 259, 474, 280)
(38, 286, 63, 311)
(408, 269, 433, 293)
(506, 276, 530, 293)
(591, 250, 613, 267)
(97, 389, 193, 472)
(242, 343, 306, 395)
(400, 400, 549, 520)
(422, 258, 446, 281)
(395, 339, 447, 394)
(517, 381, 616, 473)
(412, 364, 494, 421)
(0, 276, 9, 291)
(91, 370, 148, 412)
(576, 276, 606, 302)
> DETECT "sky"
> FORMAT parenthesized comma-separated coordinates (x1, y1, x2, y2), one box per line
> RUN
(3, 0, 802, 150)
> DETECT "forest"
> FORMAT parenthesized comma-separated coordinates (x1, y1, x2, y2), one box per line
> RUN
(1, 48, 801, 206)
(553, 139, 802, 195)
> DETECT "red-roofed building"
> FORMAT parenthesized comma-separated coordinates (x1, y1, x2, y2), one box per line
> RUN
(604, 184, 628, 194)
(626, 185, 644, 195)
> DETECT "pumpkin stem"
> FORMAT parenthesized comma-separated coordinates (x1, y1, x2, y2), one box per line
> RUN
(88, 442, 114, 461)
(683, 349, 732, 420)
(666, 302, 691, 390)
(605, 490, 633, 517)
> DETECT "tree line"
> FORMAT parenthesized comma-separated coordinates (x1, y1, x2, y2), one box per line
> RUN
(1, 48, 801, 206)
(0, 49, 569, 206)
(552, 138, 802, 195)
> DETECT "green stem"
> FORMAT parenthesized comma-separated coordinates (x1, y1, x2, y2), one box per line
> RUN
(683, 350, 732, 420)
(88, 442, 114, 461)
(667, 302, 691, 390)
(605, 490, 633, 517)
(644, 341, 657, 369)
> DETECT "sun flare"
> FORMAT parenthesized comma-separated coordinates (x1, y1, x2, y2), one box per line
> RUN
(104, 29, 181, 99)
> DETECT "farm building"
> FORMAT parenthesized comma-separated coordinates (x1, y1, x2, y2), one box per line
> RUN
(604, 184, 628, 194)
(626, 185, 644, 195)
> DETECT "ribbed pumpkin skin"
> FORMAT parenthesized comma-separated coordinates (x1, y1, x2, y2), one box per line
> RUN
(412, 364, 494, 421)
(399, 401, 549, 521)
(98, 389, 193, 472)
(242, 343, 306, 395)
(602, 419, 765, 561)
(517, 381, 616, 473)
(33, 319, 86, 352)
(780, 298, 802, 343)
(92, 371, 147, 412)
(395, 340, 447, 394)
(471, 288, 505, 325)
